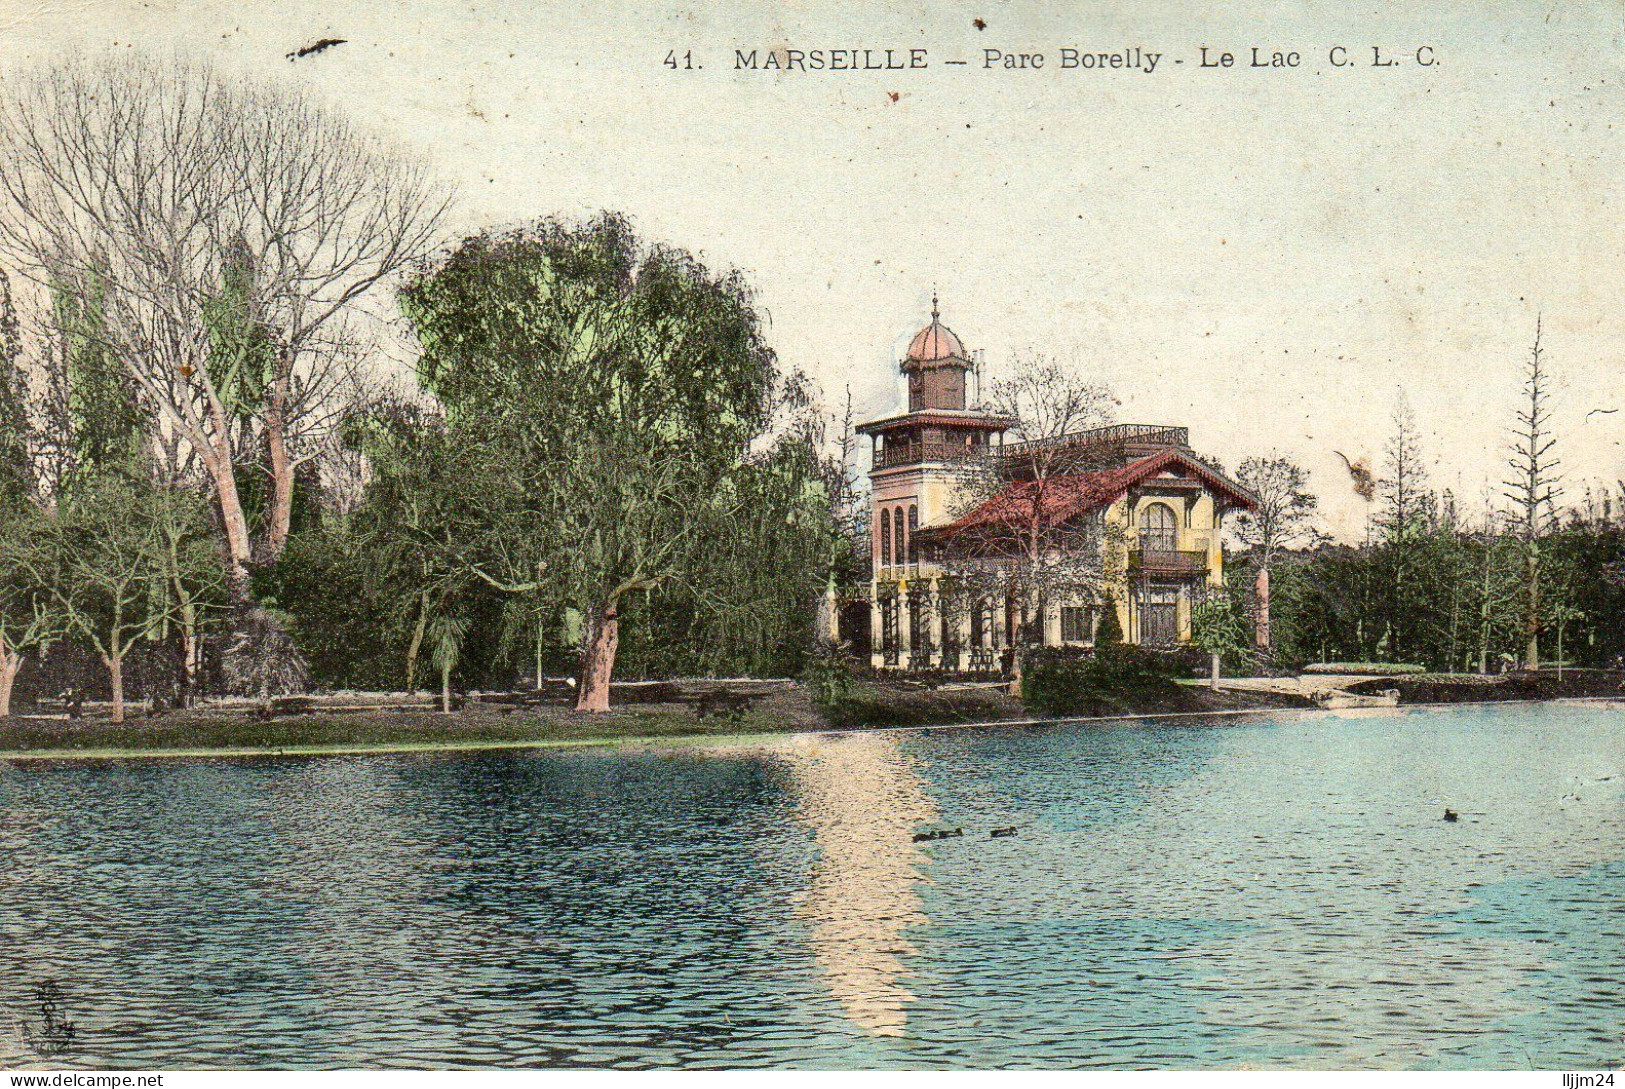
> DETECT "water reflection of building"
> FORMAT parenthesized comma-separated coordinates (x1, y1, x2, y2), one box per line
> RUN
(782, 733, 938, 1037)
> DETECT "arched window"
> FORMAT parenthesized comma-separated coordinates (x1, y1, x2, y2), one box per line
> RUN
(894, 506, 906, 570)
(880, 508, 891, 567)
(907, 505, 919, 564)
(1139, 502, 1178, 552)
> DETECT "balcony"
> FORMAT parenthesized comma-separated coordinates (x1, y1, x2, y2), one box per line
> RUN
(1129, 548, 1209, 577)
(873, 441, 987, 470)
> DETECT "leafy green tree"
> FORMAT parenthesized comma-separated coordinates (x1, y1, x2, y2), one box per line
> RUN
(253, 520, 400, 690)
(26, 474, 225, 721)
(1190, 589, 1252, 689)
(345, 401, 525, 690)
(399, 215, 792, 712)
(1546, 508, 1625, 669)
(617, 423, 836, 678)
(53, 276, 146, 487)
(0, 503, 67, 716)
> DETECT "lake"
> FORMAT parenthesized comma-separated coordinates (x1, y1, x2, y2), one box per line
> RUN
(2, 701, 1623, 1069)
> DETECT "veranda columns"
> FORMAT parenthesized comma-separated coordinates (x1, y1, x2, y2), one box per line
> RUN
(899, 584, 914, 667)
(869, 583, 885, 669)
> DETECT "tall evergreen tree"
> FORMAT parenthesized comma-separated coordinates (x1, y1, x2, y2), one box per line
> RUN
(1374, 395, 1436, 661)
(1502, 315, 1561, 669)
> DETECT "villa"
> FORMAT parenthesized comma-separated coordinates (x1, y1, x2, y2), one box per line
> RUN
(855, 301, 1258, 671)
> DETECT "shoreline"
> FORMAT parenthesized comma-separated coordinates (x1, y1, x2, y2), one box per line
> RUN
(4, 695, 1621, 764)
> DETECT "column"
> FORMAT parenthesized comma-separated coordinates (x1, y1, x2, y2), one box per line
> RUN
(898, 584, 914, 668)
(869, 581, 884, 669)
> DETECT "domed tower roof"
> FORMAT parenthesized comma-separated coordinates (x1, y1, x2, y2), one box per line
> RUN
(906, 294, 968, 363)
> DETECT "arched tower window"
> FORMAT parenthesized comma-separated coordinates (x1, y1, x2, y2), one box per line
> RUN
(907, 505, 919, 564)
(1139, 502, 1178, 552)
(893, 506, 906, 569)
(880, 508, 891, 567)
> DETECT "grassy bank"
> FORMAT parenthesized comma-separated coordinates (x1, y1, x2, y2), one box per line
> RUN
(1345, 668, 1625, 704)
(0, 677, 1316, 760)
(0, 685, 824, 758)
(1, 671, 1614, 762)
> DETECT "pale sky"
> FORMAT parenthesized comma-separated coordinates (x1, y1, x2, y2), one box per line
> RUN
(1, 0, 1621, 538)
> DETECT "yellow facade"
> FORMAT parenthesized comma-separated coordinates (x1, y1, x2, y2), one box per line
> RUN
(867, 456, 1237, 670)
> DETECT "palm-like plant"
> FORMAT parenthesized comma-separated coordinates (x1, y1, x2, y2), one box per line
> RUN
(426, 614, 470, 714)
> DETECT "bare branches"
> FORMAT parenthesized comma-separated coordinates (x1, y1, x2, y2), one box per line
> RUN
(1501, 314, 1563, 539)
(936, 352, 1124, 636)
(1234, 455, 1322, 567)
(1499, 315, 1563, 667)
(0, 52, 452, 572)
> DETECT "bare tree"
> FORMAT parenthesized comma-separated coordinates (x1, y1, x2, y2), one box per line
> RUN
(1501, 315, 1561, 669)
(935, 352, 1123, 691)
(1233, 455, 1321, 650)
(0, 54, 451, 585)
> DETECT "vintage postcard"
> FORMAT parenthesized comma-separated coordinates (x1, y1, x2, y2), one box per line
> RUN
(0, 0, 1621, 1078)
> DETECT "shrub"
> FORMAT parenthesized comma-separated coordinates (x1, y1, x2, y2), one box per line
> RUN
(1022, 644, 1190, 718)
(1301, 662, 1428, 676)
(819, 685, 1006, 729)
(1095, 598, 1125, 649)
(801, 643, 855, 712)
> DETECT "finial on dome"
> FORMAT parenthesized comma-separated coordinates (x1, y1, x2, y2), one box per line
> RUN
(931, 289, 939, 322)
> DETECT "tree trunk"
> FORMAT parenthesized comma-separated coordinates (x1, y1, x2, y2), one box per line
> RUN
(1210, 650, 1221, 691)
(575, 600, 620, 713)
(0, 646, 20, 718)
(536, 614, 546, 691)
(405, 592, 429, 693)
(264, 389, 296, 563)
(1254, 565, 1271, 651)
(179, 615, 199, 709)
(203, 445, 255, 587)
(441, 663, 452, 713)
(105, 653, 125, 724)
(1523, 542, 1540, 670)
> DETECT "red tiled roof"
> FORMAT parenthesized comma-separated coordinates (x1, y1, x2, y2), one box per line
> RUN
(920, 448, 1258, 538)
(855, 409, 1016, 435)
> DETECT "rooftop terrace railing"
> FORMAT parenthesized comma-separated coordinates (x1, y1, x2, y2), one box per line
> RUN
(1000, 423, 1189, 462)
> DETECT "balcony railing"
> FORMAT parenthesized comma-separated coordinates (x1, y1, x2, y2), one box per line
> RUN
(1000, 423, 1189, 463)
(1129, 548, 1209, 576)
(873, 441, 987, 469)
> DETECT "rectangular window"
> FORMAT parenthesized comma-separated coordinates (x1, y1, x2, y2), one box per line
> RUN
(1061, 606, 1092, 643)
(1141, 585, 1181, 645)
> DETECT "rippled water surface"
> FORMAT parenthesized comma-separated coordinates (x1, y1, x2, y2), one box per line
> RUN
(2, 702, 1623, 1069)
